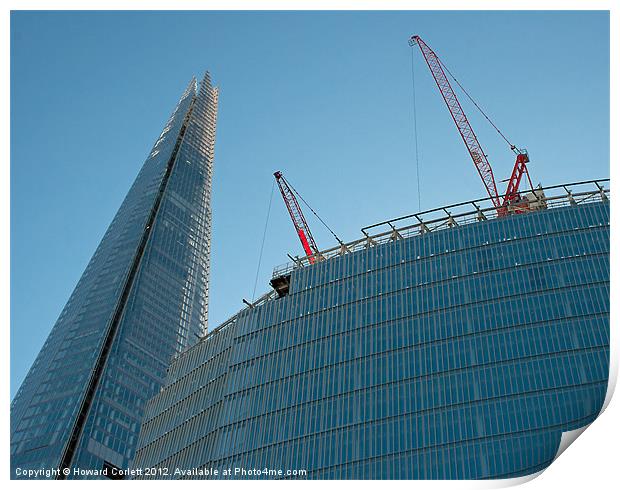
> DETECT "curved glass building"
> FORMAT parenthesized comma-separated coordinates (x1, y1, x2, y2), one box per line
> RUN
(132, 181, 610, 480)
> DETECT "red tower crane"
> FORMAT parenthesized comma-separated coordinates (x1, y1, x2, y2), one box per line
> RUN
(409, 35, 533, 215)
(274, 171, 320, 263)
(503, 151, 534, 212)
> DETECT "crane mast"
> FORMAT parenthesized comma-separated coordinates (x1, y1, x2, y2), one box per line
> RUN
(502, 151, 534, 214)
(274, 171, 320, 263)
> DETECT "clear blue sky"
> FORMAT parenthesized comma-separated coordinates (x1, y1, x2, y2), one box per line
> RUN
(10, 11, 609, 397)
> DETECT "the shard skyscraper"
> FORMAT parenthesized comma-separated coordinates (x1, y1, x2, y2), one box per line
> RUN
(11, 73, 219, 479)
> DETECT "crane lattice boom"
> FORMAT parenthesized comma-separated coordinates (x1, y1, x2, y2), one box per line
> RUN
(274, 171, 320, 263)
(409, 35, 502, 208)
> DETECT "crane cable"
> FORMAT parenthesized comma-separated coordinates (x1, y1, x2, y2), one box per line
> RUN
(438, 58, 518, 154)
(252, 179, 275, 301)
(286, 179, 344, 246)
(410, 47, 422, 212)
(440, 59, 517, 152)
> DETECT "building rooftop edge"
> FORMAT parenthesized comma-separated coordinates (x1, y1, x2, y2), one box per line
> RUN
(177, 178, 609, 361)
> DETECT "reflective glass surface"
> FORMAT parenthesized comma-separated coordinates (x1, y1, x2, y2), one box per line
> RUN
(133, 200, 610, 480)
(11, 73, 218, 479)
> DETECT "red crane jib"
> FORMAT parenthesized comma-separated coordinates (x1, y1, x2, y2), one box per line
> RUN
(410, 35, 506, 210)
(274, 171, 320, 264)
(296, 229, 314, 260)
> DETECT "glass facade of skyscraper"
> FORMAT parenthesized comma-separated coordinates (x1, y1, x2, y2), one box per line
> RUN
(11, 73, 219, 479)
(132, 187, 609, 480)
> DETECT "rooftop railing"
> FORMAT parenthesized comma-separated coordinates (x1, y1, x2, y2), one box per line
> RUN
(272, 179, 610, 279)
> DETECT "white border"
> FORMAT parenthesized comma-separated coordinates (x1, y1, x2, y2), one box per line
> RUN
(2, 2, 616, 487)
